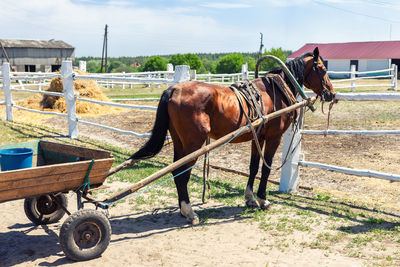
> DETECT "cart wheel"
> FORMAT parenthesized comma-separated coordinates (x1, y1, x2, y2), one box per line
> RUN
(24, 194, 67, 225)
(59, 209, 111, 261)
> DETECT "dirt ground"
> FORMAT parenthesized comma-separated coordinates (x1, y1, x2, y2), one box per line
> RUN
(1, 101, 400, 266)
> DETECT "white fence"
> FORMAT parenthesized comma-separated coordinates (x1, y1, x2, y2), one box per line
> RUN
(94, 70, 174, 89)
(0, 61, 190, 138)
(279, 92, 400, 193)
(328, 64, 398, 92)
(2, 61, 400, 191)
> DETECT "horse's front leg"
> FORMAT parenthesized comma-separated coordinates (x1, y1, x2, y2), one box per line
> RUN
(256, 136, 281, 210)
(245, 139, 264, 209)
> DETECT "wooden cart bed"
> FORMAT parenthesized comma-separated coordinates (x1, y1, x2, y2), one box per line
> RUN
(0, 140, 114, 203)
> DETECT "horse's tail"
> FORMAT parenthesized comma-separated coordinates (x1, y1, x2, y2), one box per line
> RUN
(129, 88, 173, 160)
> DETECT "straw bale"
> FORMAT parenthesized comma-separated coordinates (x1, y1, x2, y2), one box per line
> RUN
(22, 71, 115, 115)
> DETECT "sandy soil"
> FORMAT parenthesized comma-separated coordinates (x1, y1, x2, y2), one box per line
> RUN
(1, 103, 400, 266)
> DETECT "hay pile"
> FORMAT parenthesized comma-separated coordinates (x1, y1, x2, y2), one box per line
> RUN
(41, 70, 109, 114)
(22, 70, 114, 115)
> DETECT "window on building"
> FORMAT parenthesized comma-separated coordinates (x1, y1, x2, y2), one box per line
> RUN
(24, 65, 36, 72)
(52, 65, 61, 72)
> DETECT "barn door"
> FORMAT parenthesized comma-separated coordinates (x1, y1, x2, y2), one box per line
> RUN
(350, 60, 358, 71)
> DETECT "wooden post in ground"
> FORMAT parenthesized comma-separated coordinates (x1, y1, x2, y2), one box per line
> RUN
(391, 64, 398, 91)
(350, 65, 356, 92)
(173, 65, 190, 84)
(2, 62, 13, 121)
(242, 63, 248, 81)
(61, 61, 78, 138)
(279, 99, 304, 193)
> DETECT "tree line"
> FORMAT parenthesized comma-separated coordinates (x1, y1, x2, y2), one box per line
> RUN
(76, 48, 292, 74)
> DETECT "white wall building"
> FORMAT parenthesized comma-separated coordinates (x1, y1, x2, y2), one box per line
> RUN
(288, 41, 400, 78)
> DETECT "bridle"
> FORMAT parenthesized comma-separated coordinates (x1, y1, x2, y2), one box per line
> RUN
(304, 57, 338, 137)
(304, 57, 332, 102)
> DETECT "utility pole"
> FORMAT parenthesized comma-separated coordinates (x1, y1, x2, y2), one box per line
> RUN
(258, 32, 264, 59)
(100, 24, 108, 73)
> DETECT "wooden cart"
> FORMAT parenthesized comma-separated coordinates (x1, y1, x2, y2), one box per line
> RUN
(0, 140, 114, 261)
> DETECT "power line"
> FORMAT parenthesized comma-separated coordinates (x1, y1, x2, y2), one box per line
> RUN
(313, 0, 400, 24)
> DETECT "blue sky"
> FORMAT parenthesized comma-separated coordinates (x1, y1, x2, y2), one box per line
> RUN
(1, 0, 400, 56)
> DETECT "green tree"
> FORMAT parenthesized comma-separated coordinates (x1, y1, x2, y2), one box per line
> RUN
(169, 53, 203, 72)
(112, 65, 137, 73)
(216, 54, 243, 74)
(201, 58, 217, 74)
(169, 54, 187, 66)
(243, 56, 256, 71)
(259, 47, 287, 71)
(108, 60, 125, 72)
(141, 56, 166, 71)
(86, 60, 101, 73)
(184, 53, 202, 72)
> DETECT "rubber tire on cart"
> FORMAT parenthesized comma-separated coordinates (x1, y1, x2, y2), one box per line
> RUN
(59, 209, 111, 261)
(24, 194, 68, 225)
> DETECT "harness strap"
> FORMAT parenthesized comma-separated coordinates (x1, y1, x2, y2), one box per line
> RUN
(83, 159, 95, 190)
(202, 137, 211, 203)
(230, 86, 272, 170)
(230, 81, 264, 122)
(230, 75, 299, 171)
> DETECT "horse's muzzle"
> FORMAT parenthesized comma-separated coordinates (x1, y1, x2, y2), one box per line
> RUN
(322, 89, 336, 102)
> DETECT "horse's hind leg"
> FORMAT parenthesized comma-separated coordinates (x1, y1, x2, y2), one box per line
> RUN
(257, 136, 281, 210)
(245, 139, 265, 209)
(169, 125, 206, 224)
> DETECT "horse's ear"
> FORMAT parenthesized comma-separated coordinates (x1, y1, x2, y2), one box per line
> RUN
(313, 47, 319, 59)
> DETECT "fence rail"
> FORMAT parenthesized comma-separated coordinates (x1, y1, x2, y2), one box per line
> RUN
(1, 61, 190, 138)
(279, 92, 400, 193)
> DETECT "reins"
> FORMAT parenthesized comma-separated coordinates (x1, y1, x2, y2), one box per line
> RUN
(321, 98, 338, 138)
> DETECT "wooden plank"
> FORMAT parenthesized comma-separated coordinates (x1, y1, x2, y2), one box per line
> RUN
(39, 141, 112, 160)
(0, 158, 114, 182)
(0, 175, 108, 202)
(0, 167, 111, 190)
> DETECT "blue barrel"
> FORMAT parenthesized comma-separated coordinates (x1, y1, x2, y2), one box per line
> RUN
(0, 148, 34, 171)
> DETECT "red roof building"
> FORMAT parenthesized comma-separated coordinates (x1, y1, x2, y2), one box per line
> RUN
(288, 41, 400, 78)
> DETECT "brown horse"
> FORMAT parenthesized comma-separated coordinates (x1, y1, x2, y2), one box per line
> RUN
(130, 47, 335, 224)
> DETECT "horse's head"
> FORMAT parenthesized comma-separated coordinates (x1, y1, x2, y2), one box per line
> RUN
(303, 47, 336, 102)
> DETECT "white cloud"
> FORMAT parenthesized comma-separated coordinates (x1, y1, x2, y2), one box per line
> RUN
(200, 2, 252, 9)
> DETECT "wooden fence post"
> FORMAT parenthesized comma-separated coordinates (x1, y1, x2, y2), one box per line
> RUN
(79, 61, 87, 72)
(190, 69, 196, 81)
(130, 75, 133, 89)
(173, 65, 190, 83)
(207, 72, 211, 83)
(350, 64, 356, 92)
(242, 63, 248, 81)
(122, 72, 126, 89)
(391, 64, 398, 91)
(61, 61, 78, 138)
(2, 62, 13, 121)
(279, 103, 304, 193)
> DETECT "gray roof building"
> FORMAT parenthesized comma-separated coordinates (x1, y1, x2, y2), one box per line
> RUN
(0, 39, 75, 72)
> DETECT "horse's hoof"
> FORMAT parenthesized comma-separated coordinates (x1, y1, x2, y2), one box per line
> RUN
(246, 199, 259, 209)
(258, 199, 271, 210)
(189, 215, 200, 225)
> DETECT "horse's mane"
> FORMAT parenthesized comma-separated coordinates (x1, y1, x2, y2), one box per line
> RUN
(267, 52, 314, 93)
